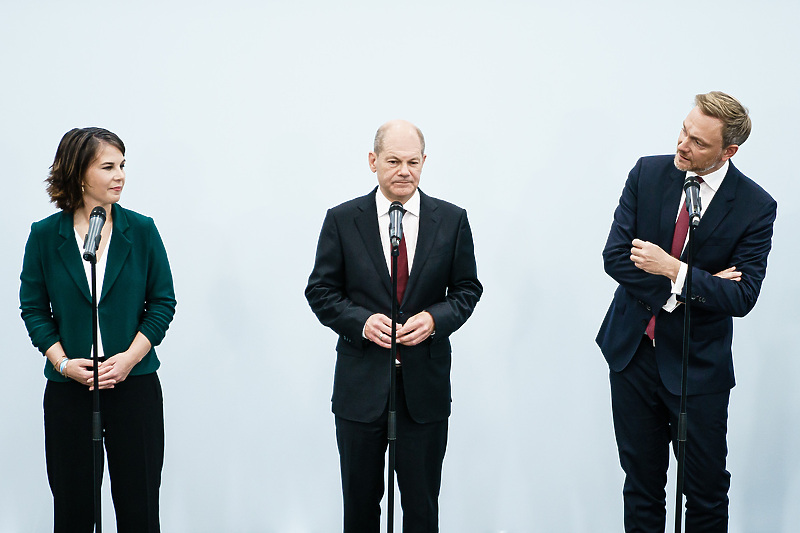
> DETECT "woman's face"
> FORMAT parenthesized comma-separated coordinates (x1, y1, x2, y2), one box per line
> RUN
(82, 142, 125, 210)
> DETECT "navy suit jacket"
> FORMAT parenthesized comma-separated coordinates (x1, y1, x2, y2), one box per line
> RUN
(597, 155, 776, 395)
(306, 188, 482, 424)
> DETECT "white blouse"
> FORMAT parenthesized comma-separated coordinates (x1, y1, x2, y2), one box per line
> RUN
(74, 227, 112, 360)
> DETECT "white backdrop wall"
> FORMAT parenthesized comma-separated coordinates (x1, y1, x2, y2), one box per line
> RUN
(2, 1, 798, 531)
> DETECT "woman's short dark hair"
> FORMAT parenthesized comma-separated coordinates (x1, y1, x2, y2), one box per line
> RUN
(46, 127, 125, 212)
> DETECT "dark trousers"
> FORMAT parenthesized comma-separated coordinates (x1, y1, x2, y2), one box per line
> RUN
(44, 373, 165, 533)
(335, 369, 448, 533)
(610, 337, 731, 533)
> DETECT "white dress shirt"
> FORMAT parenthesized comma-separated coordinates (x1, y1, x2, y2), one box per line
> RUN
(375, 188, 420, 274)
(363, 189, 421, 347)
(663, 160, 728, 312)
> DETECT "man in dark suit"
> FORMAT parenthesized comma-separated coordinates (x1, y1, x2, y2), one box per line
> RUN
(597, 92, 776, 532)
(306, 119, 482, 532)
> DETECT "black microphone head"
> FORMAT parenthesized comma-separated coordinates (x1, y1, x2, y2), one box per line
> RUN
(683, 176, 700, 191)
(90, 206, 107, 221)
(83, 206, 107, 262)
(388, 201, 404, 246)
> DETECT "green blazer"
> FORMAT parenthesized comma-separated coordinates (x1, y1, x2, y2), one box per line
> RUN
(20, 204, 176, 382)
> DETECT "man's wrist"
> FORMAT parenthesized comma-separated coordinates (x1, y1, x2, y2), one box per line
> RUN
(424, 311, 436, 337)
(671, 261, 688, 292)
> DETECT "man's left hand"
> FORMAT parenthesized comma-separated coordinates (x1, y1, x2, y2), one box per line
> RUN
(397, 311, 435, 346)
(630, 238, 681, 282)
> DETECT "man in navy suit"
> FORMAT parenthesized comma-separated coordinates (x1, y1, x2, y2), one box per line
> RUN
(306, 120, 482, 532)
(597, 92, 777, 532)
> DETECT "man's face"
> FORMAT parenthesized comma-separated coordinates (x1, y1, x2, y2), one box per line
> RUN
(674, 106, 737, 176)
(369, 125, 426, 204)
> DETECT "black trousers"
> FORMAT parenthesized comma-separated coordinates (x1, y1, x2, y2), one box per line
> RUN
(335, 369, 448, 533)
(44, 373, 164, 533)
(610, 337, 730, 533)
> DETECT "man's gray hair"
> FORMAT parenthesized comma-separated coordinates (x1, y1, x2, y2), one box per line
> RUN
(373, 122, 425, 155)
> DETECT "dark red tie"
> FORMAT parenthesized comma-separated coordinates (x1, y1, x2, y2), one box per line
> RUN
(395, 235, 409, 305)
(645, 177, 702, 340)
(392, 236, 409, 362)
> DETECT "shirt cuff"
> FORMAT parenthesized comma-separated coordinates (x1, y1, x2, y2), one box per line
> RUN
(662, 262, 688, 312)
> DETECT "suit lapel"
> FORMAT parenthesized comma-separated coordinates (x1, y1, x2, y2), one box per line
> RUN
(689, 162, 738, 252)
(659, 165, 685, 250)
(354, 191, 392, 295)
(403, 191, 440, 303)
(56, 211, 91, 303)
(101, 203, 132, 302)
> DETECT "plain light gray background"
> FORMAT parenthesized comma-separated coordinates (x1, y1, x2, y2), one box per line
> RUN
(2, 1, 798, 531)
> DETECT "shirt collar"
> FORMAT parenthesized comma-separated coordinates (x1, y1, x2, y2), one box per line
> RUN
(376, 187, 420, 217)
(688, 160, 728, 193)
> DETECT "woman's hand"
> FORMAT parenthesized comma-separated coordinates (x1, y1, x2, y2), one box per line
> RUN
(61, 357, 111, 388)
(48, 332, 152, 390)
(90, 332, 153, 389)
(93, 352, 139, 389)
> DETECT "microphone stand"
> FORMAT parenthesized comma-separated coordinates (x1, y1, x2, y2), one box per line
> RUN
(88, 254, 103, 532)
(387, 239, 399, 533)
(674, 222, 696, 533)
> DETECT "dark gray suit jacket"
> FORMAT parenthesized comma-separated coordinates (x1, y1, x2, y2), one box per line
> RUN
(306, 188, 482, 423)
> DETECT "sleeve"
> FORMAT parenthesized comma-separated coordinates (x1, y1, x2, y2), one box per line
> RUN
(137, 219, 176, 346)
(305, 209, 374, 342)
(602, 158, 672, 312)
(682, 197, 777, 318)
(19, 223, 60, 355)
(424, 209, 483, 338)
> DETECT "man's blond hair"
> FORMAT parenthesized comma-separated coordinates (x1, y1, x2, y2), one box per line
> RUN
(695, 91, 751, 147)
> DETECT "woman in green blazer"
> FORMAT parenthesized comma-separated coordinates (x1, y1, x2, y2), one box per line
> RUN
(20, 127, 176, 533)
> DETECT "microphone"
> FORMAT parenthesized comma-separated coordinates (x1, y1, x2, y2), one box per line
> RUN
(683, 176, 702, 228)
(389, 201, 404, 247)
(82, 206, 107, 262)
